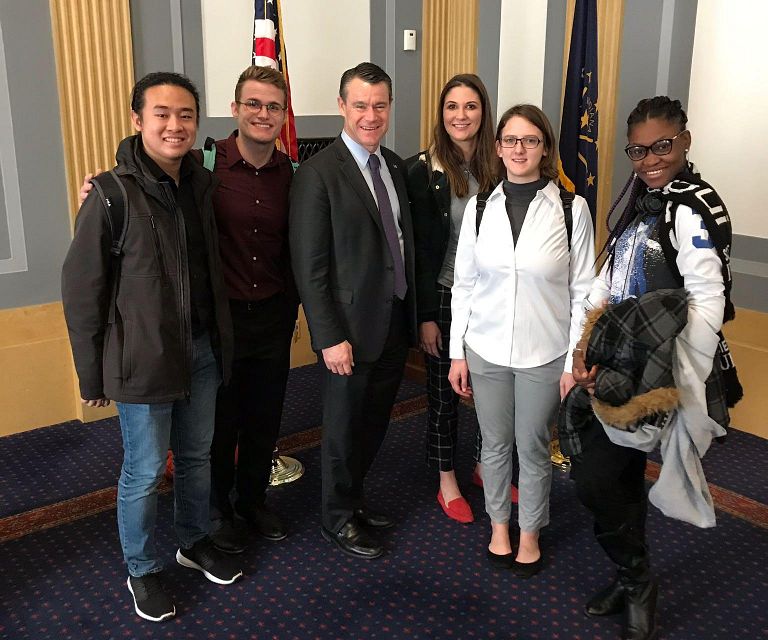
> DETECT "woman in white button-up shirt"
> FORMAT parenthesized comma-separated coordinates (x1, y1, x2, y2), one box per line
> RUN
(448, 104, 594, 576)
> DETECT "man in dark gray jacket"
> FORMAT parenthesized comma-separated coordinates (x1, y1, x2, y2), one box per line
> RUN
(289, 63, 417, 560)
(62, 72, 240, 623)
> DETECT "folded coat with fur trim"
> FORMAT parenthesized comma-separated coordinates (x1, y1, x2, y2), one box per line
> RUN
(561, 287, 726, 528)
(583, 287, 688, 430)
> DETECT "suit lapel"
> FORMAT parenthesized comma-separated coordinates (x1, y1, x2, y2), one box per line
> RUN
(383, 151, 409, 214)
(333, 138, 383, 231)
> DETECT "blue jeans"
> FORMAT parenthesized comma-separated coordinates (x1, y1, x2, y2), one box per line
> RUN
(116, 333, 220, 577)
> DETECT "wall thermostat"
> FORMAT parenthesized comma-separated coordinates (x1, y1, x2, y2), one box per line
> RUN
(404, 29, 417, 51)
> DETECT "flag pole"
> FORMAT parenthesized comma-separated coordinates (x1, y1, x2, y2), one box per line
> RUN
(253, 0, 304, 485)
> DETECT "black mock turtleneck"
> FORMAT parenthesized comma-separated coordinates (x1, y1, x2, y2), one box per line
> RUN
(502, 177, 548, 245)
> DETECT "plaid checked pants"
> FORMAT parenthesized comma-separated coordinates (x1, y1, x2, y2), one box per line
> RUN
(424, 284, 481, 471)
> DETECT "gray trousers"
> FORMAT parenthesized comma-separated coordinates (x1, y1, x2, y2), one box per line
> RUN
(466, 346, 564, 531)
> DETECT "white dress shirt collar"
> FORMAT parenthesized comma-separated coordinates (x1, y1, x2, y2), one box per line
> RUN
(341, 130, 383, 170)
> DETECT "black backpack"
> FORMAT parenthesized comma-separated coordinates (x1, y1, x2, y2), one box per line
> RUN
(475, 187, 575, 250)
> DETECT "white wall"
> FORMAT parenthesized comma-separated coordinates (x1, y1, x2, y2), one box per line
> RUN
(200, 0, 370, 117)
(496, 0, 548, 114)
(687, 0, 768, 238)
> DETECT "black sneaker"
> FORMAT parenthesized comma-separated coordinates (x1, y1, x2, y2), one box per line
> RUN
(176, 537, 243, 585)
(127, 574, 175, 622)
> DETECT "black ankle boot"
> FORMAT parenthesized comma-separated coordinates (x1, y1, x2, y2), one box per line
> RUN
(584, 575, 625, 617)
(620, 572, 658, 640)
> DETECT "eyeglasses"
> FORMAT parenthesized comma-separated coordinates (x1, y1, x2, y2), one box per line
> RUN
(236, 99, 287, 114)
(499, 135, 542, 149)
(624, 130, 688, 161)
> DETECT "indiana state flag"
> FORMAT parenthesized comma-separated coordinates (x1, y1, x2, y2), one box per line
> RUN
(558, 0, 598, 220)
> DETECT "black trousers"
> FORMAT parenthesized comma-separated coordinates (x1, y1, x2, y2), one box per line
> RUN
(570, 417, 650, 573)
(210, 294, 297, 519)
(320, 299, 409, 533)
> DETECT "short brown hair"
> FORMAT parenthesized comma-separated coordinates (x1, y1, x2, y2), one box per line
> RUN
(339, 62, 392, 101)
(496, 104, 559, 181)
(234, 65, 288, 104)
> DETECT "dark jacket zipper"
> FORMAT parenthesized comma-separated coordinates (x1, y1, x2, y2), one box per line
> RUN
(160, 182, 194, 399)
(148, 214, 168, 279)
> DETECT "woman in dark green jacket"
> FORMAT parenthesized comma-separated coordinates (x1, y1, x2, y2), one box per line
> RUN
(405, 74, 498, 523)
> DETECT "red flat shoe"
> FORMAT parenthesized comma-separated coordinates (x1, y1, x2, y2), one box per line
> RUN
(472, 471, 519, 504)
(437, 491, 474, 523)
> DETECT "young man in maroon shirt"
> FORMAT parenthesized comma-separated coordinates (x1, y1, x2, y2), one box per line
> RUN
(207, 66, 299, 551)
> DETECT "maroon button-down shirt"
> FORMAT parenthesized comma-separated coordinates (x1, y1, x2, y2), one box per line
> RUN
(212, 131, 293, 301)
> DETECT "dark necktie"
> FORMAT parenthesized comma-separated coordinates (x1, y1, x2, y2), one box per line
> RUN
(368, 153, 407, 299)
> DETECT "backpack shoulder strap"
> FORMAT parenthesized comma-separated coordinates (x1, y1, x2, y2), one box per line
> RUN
(89, 170, 128, 322)
(475, 190, 493, 236)
(90, 170, 128, 257)
(559, 188, 575, 252)
(202, 137, 217, 172)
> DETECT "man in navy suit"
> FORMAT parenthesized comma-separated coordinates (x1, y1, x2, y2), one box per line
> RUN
(289, 62, 417, 559)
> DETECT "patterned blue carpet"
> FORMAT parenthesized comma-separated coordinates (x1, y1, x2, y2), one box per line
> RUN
(0, 363, 423, 518)
(1, 365, 767, 639)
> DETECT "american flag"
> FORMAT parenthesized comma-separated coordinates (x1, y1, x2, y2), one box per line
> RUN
(253, 0, 298, 160)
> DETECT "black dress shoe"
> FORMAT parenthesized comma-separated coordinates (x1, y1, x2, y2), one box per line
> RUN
(210, 518, 248, 554)
(237, 504, 288, 541)
(511, 556, 543, 579)
(585, 577, 626, 617)
(486, 549, 515, 570)
(354, 507, 395, 529)
(321, 521, 384, 559)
